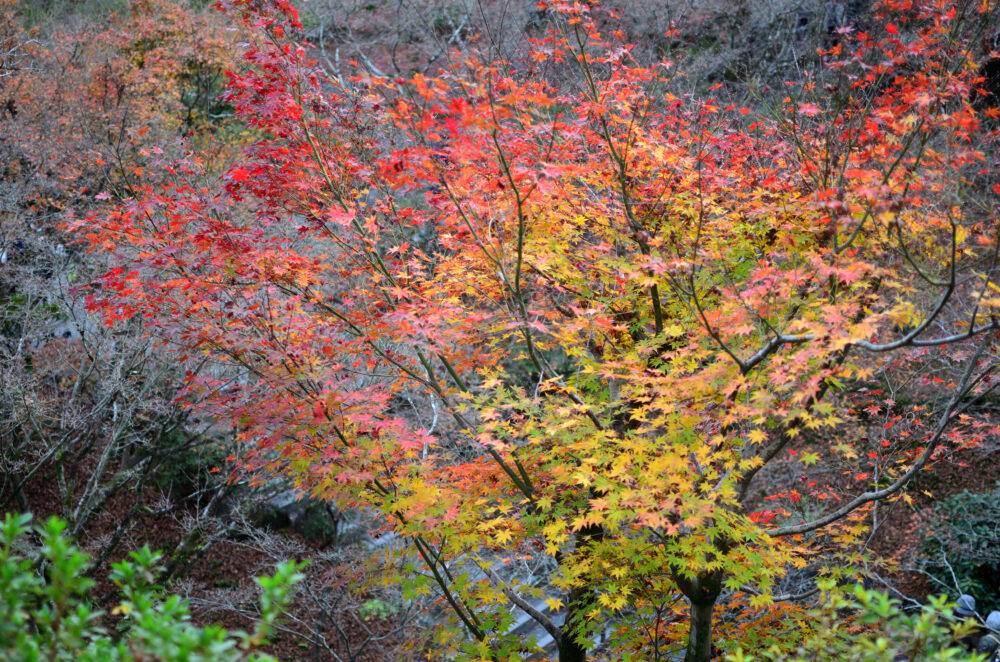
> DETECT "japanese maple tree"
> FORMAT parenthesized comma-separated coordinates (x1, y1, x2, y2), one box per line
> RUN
(80, 0, 1000, 660)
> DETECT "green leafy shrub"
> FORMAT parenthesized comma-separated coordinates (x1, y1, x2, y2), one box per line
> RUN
(0, 512, 303, 662)
(729, 580, 982, 662)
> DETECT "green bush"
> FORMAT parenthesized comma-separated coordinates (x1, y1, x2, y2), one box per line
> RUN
(729, 581, 983, 662)
(0, 512, 303, 662)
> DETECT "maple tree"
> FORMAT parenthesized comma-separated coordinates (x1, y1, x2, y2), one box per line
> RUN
(79, 0, 1000, 660)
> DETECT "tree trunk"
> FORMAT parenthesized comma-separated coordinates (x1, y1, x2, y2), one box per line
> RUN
(558, 623, 588, 662)
(674, 569, 724, 662)
(558, 581, 593, 662)
(685, 599, 716, 662)
(557, 520, 604, 662)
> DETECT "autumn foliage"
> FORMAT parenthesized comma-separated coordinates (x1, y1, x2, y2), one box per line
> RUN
(80, 0, 1000, 660)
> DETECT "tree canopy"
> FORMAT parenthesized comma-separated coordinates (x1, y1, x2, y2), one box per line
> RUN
(75, 0, 1000, 660)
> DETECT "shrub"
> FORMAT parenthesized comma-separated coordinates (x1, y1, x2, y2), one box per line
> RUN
(0, 512, 303, 662)
(729, 581, 982, 662)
